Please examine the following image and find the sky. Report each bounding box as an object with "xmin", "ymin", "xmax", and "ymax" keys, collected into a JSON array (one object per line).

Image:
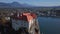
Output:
[{"xmin": 0, "ymin": 0, "xmax": 60, "ymax": 6}]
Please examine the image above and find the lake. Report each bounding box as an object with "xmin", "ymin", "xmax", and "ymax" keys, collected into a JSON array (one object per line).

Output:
[{"xmin": 38, "ymin": 17, "xmax": 60, "ymax": 34}]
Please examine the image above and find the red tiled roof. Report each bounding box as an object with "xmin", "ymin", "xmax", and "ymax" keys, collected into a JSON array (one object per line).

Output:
[{"xmin": 13, "ymin": 12, "xmax": 37, "ymax": 22}]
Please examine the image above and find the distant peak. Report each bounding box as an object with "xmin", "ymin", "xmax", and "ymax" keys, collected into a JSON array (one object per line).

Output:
[{"xmin": 12, "ymin": 2, "xmax": 20, "ymax": 4}]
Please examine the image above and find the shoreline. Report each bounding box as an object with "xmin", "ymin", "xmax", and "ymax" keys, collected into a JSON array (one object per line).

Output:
[{"xmin": 38, "ymin": 16, "xmax": 60, "ymax": 18}]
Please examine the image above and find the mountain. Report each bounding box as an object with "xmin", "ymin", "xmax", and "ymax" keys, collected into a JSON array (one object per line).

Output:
[
  {"xmin": 0, "ymin": 2, "xmax": 60, "ymax": 8},
  {"xmin": 0, "ymin": 2, "xmax": 32, "ymax": 8}
]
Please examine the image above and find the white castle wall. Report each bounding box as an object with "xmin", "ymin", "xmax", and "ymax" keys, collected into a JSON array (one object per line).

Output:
[{"xmin": 11, "ymin": 19, "xmax": 29, "ymax": 31}]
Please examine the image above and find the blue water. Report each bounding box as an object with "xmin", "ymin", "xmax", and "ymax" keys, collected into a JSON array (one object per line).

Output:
[{"xmin": 38, "ymin": 17, "xmax": 60, "ymax": 34}]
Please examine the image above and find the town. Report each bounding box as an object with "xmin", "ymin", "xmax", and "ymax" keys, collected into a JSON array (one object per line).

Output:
[
  {"xmin": 0, "ymin": 7, "xmax": 60, "ymax": 34},
  {"xmin": 0, "ymin": 8, "xmax": 60, "ymax": 18}
]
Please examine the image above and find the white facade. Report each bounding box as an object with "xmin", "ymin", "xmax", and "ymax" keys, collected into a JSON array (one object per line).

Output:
[
  {"xmin": 11, "ymin": 18, "xmax": 40, "ymax": 34},
  {"xmin": 11, "ymin": 19, "xmax": 29, "ymax": 31},
  {"xmin": 5, "ymin": 17, "xmax": 10, "ymax": 21}
]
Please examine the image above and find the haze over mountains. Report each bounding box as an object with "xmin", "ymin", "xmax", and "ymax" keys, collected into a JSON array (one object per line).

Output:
[
  {"xmin": 0, "ymin": 2, "xmax": 33, "ymax": 8},
  {"xmin": 0, "ymin": 2, "xmax": 60, "ymax": 8}
]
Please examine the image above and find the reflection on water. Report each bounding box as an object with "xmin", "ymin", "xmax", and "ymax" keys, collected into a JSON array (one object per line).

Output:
[{"xmin": 38, "ymin": 17, "xmax": 60, "ymax": 34}]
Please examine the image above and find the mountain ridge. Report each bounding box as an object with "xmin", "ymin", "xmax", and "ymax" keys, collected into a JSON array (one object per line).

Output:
[
  {"xmin": 0, "ymin": 2, "xmax": 60, "ymax": 8},
  {"xmin": 0, "ymin": 2, "xmax": 33, "ymax": 8}
]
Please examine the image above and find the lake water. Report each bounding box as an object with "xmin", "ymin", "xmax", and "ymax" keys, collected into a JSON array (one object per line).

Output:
[{"xmin": 38, "ymin": 17, "xmax": 60, "ymax": 34}]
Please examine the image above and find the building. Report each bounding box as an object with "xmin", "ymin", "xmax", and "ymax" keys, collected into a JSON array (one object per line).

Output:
[
  {"xmin": 11, "ymin": 12, "xmax": 40, "ymax": 34},
  {"xmin": 54, "ymin": 10, "xmax": 60, "ymax": 16}
]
